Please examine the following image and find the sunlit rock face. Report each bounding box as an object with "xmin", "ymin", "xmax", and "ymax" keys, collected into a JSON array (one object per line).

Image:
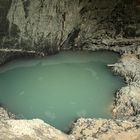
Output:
[{"xmin": 0, "ymin": 0, "xmax": 139, "ymax": 52}]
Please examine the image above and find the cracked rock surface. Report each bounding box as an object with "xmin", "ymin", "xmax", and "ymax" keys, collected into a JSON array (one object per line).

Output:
[
  {"xmin": 70, "ymin": 117, "xmax": 140, "ymax": 140},
  {"xmin": 111, "ymin": 54, "xmax": 140, "ymax": 118}
]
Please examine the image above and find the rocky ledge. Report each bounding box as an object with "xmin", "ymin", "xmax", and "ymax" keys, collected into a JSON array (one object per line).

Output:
[
  {"xmin": 110, "ymin": 54, "xmax": 140, "ymax": 118},
  {"xmin": 71, "ymin": 116, "xmax": 140, "ymax": 140},
  {"xmin": 0, "ymin": 52, "xmax": 140, "ymax": 140},
  {"xmin": 0, "ymin": 117, "xmax": 71, "ymax": 140}
]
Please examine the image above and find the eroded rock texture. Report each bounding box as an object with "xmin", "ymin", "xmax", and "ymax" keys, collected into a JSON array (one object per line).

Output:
[
  {"xmin": 110, "ymin": 54, "xmax": 140, "ymax": 118},
  {"xmin": 0, "ymin": 119, "xmax": 70, "ymax": 140},
  {"xmin": 71, "ymin": 117, "xmax": 140, "ymax": 140},
  {"xmin": 0, "ymin": 0, "xmax": 140, "ymax": 52}
]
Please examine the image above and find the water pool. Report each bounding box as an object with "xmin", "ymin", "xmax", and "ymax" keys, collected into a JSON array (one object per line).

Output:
[{"xmin": 0, "ymin": 51, "xmax": 124, "ymax": 131}]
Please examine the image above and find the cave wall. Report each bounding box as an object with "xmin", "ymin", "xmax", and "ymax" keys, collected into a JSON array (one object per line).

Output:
[
  {"xmin": 136, "ymin": 0, "xmax": 140, "ymax": 36},
  {"xmin": 0, "ymin": 0, "xmax": 12, "ymax": 37},
  {"xmin": 0, "ymin": 0, "xmax": 140, "ymax": 53}
]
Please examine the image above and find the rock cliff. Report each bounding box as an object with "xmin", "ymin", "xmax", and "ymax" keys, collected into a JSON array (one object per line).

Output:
[{"xmin": 0, "ymin": 0, "xmax": 140, "ymax": 52}]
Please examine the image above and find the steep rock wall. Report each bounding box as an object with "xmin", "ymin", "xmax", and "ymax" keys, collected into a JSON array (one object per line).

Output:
[{"xmin": 0, "ymin": 0, "xmax": 139, "ymax": 53}]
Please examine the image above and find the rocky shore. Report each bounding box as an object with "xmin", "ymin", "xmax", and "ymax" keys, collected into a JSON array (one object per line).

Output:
[
  {"xmin": 0, "ymin": 0, "xmax": 140, "ymax": 139},
  {"xmin": 0, "ymin": 49, "xmax": 140, "ymax": 140},
  {"xmin": 70, "ymin": 53, "xmax": 140, "ymax": 140},
  {"xmin": 70, "ymin": 116, "xmax": 140, "ymax": 140},
  {"xmin": 110, "ymin": 54, "xmax": 140, "ymax": 118}
]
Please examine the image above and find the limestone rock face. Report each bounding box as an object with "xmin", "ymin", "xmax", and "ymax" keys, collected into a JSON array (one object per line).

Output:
[{"xmin": 0, "ymin": 0, "xmax": 139, "ymax": 52}]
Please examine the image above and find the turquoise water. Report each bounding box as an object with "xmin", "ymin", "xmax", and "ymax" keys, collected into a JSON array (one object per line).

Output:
[{"xmin": 0, "ymin": 51, "xmax": 124, "ymax": 131}]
